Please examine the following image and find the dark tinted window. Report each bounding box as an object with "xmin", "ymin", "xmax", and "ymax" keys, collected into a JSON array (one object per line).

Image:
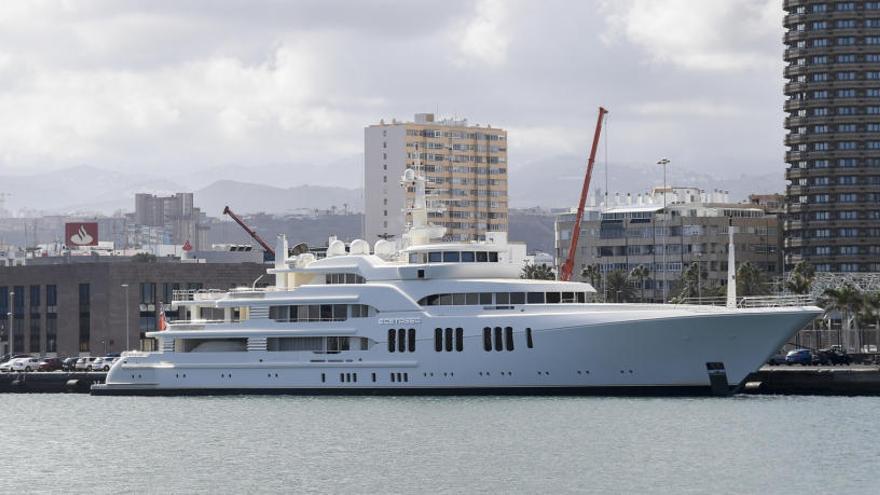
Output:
[
  {"xmin": 546, "ymin": 292, "xmax": 561, "ymax": 304},
  {"xmin": 438, "ymin": 294, "xmax": 452, "ymax": 305},
  {"xmin": 443, "ymin": 251, "xmax": 460, "ymax": 262},
  {"xmin": 452, "ymin": 293, "xmax": 467, "ymax": 305},
  {"xmin": 476, "ymin": 252, "xmax": 488, "ymax": 262},
  {"xmin": 510, "ymin": 292, "xmax": 525, "ymax": 305},
  {"xmin": 397, "ymin": 328, "xmax": 406, "ymax": 352},
  {"xmin": 445, "ymin": 328, "xmax": 453, "ymax": 352},
  {"xmin": 488, "ymin": 252, "xmax": 499, "ymax": 262},
  {"xmin": 408, "ymin": 328, "xmax": 416, "ymax": 352},
  {"xmin": 494, "ymin": 327, "xmax": 503, "ymax": 351},
  {"xmin": 561, "ymin": 292, "xmax": 575, "ymax": 303},
  {"xmin": 505, "ymin": 327, "xmax": 514, "ymax": 351},
  {"xmin": 435, "ymin": 328, "xmax": 442, "ymax": 352},
  {"xmin": 526, "ymin": 328, "xmax": 534, "ymax": 348},
  {"xmin": 426, "ymin": 294, "xmax": 440, "ymax": 306},
  {"xmin": 455, "ymin": 328, "xmax": 463, "ymax": 351},
  {"xmin": 479, "ymin": 293, "xmax": 493, "ymax": 305},
  {"xmin": 495, "ymin": 292, "xmax": 510, "ymax": 305},
  {"xmin": 527, "ymin": 292, "xmax": 545, "ymax": 304},
  {"xmin": 388, "ymin": 329, "xmax": 395, "ymax": 352},
  {"xmin": 466, "ymin": 293, "xmax": 479, "ymax": 305},
  {"xmin": 428, "ymin": 252, "xmax": 442, "ymax": 262},
  {"xmin": 483, "ymin": 327, "xmax": 492, "ymax": 351},
  {"xmin": 577, "ymin": 292, "xmax": 586, "ymax": 303},
  {"xmin": 461, "ymin": 251, "xmax": 475, "ymax": 262}
]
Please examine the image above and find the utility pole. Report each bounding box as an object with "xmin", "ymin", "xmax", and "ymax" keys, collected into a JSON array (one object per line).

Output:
[
  {"xmin": 121, "ymin": 284, "xmax": 130, "ymax": 351},
  {"xmin": 7, "ymin": 289, "xmax": 14, "ymax": 354},
  {"xmin": 657, "ymin": 158, "xmax": 670, "ymax": 303}
]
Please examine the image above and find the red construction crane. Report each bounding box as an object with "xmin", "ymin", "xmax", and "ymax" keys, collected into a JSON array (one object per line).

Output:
[
  {"xmin": 222, "ymin": 205, "xmax": 275, "ymax": 257},
  {"xmin": 560, "ymin": 106, "xmax": 608, "ymax": 282}
]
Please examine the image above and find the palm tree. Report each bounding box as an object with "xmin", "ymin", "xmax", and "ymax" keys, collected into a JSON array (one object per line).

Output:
[
  {"xmin": 736, "ymin": 262, "xmax": 769, "ymax": 297},
  {"xmin": 820, "ymin": 284, "xmax": 864, "ymax": 350},
  {"xmin": 581, "ymin": 264, "xmax": 602, "ymax": 291},
  {"xmin": 629, "ymin": 265, "xmax": 649, "ymax": 303},
  {"xmin": 605, "ymin": 270, "xmax": 635, "ymax": 303},
  {"xmin": 521, "ymin": 263, "xmax": 556, "ymax": 280},
  {"xmin": 786, "ymin": 261, "xmax": 815, "ymax": 295}
]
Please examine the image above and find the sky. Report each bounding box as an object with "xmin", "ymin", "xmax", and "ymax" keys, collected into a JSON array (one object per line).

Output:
[{"xmin": 0, "ymin": 0, "xmax": 785, "ymax": 194}]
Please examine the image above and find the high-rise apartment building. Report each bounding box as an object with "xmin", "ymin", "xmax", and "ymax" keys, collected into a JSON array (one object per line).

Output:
[
  {"xmin": 783, "ymin": 1, "xmax": 880, "ymax": 273},
  {"xmin": 364, "ymin": 113, "xmax": 508, "ymax": 242},
  {"xmin": 134, "ymin": 193, "xmax": 209, "ymax": 250}
]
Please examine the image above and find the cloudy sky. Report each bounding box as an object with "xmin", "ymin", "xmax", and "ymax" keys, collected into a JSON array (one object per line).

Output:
[{"xmin": 0, "ymin": 0, "xmax": 784, "ymax": 195}]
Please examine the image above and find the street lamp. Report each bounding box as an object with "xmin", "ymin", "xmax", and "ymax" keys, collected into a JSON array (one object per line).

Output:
[
  {"xmin": 695, "ymin": 253, "xmax": 703, "ymax": 305},
  {"xmin": 7, "ymin": 290, "xmax": 13, "ymax": 355},
  {"xmin": 657, "ymin": 158, "xmax": 670, "ymax": 303},
  {"xmin": 121, "ymin": 284, "xmax": 130, "ymax": 351}
]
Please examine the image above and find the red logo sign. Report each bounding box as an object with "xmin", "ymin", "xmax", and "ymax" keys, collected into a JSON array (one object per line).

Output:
[
  {"xmin": 182, "ymin": 240, "xmax": 193, "ymax": 251},
  {"xmin": 65, "ymin": 222, "xmax": 98, "ymax": 247}
]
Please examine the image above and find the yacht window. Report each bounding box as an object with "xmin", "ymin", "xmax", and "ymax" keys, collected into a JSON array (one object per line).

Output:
[
  {"xmin": 409, "ymin": 253, "xmax": 420, "ymax": 264},
  {"xmin": 476, "ymin": 252, "xmax": 488, "ymax": 262},
  {"xmin": 526, "ymin": 328, "xmax": 534, "ymax": 348},
  {"xmin": 408, "ymin": 328, "xmax": 416, "ymax": 352},
  {"xmin": 489, "ymin": 252, "xmax": 499, "ymax": 262},
  {"xmin": 333, "ymin": 304, "xmax": 347, "ymax": 321},
  {"xmin": 461, "ymin": 252, "xmax": 475, "ymax": 262},
  {"xmin": 505, "ymin": 327, "xmax": 514, "ymax": 351},
  {"xmin": 527, "ymin": 292, "xmax": 545, "ymax": 304},
  {"xmin": 397, "ymin": 328, "xmax": 406, "ymax": 353},
  {"xmin": 494, "ymin": 327, "xmax": 503, "ymax": 351},
  {"xmin": 495, "ymin": 292, "xmax": 510, "ymax": 305},
  {"xmin": 267, "ymin": 337, "xmax": 322, "ymax": 351},
  {"xmin": 466, "ymin": 293, "xmax": 479, "ymax": 305},
  {"xmin": 428, "ymin": 252, "xmax": 442, "ymax": 262},
  {"xmin": 308, "ymin": 305, "xmax": 320, "ymax": 321},
  {"xmin": 546, "ymin": 292, "xmax": 561, "ymax": 304},
  {"xmin": 577, "ymin": 292, "xmax": 586, "ymax": 303},
  {"xmin": 561, "ymin": 292, "xmax": 575, "ymax": 303},
  {"xmin": 326, "ymin": 336, "xmax": 350, "ymax": 353},
  {"xmin": 479, "ymin": 293, "xmax": 493, "ymax": 305},
  {"xmin": 443, "ymin": 251, "xmax": 460, "ymax": 262},
  {"xmin": 438, "ymin": 294, "xmax": 453, "ymax": 305},
  {"xmin": 426, "ymin": 294, "xmax": 440, "ymax": 306},
  {"xmin": 388, "ymin": 329, "xmax": 396, "ymax": 352},
  {"xmin": 360, "ymin": 338, "xmax": 370, "ymax": 350},
  {"xmin": 445, "ymin": 328, "xmax": 453, "ymax": 352},
  {"xmin": 483, "ymin": 327, "xmax": 492, "ymax": 351},
  {"xmin": 435, "ymin": 328, "xmax": 442, "ymax": 351},
  {"xmin": 510, "ymin": 292, "xmax": 525, "ymax": 305},
  {"xmin": 455, "ymin": 328, "xmax": 464, "ymax": 351},
  {"xmin": 452, "ymin": 293, "xmax": 467, "ymax": 305},
  {"xmin": 321, "ymin": 305, "xmax": 334, "ymax": 321}
]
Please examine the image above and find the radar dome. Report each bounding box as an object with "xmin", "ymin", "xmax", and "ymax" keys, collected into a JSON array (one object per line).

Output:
[
  {"xmin": 403, "ymin": 168, "xmax": 416, "ymax": 181},
  {"xmin": 326, "ymin": 239, "xmax": 346, "ymax": 257},
  {"xmin": 350, "ymin": 239, "xmax": 370, "ymax": 255},
  {"xmin": 374, "ymin": 239, "xmax": 396, "ymax": 259}
]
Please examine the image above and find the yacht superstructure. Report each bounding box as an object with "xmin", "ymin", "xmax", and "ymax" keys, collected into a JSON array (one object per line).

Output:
[{"xmin": 93, "ymin": 170, "xmax": 822, "ymax": 396}]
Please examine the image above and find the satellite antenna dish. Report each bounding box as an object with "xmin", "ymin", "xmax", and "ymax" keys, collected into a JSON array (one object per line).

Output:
[{"xmin": 289, "ymin": 242, "xmax": 309, "ymax": 256}]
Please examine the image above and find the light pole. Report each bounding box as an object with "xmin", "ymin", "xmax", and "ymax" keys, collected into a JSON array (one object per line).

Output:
[
  {"xmin": 696, "ymin": 253, "xmax": 703, "ymax": 305},
  {"xmin": 7, "ymin": 290, "xmax": 13, "ymax": 354},
  {"xmin": 657, "ymin": 158, "xmax": 670, "ymax": 303},
  {"xmin": 121, "ymin": 284, "xmax": 130, "ymax": 351}
]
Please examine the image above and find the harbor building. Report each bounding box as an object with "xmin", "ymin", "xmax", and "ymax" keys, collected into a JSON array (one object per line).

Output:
[
  {"xmin": 0, "ymin": 258, "xmax": 265, "ymax": 357},
  {"xmin": 364, "ymin": 113, "xmax": 508, "ymax": 242},
  {"xmin": 555, "ymin": 187, "xmax": 782, "ymax": 302},
  {"xmin": 783, "ymin": 1, "xmax": 880, "ymax": 272}
]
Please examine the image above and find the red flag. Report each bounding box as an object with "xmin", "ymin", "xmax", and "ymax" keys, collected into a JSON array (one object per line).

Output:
[{"xmin": 158, "ymin": 305, "xmax": 167, "ymax": 331}]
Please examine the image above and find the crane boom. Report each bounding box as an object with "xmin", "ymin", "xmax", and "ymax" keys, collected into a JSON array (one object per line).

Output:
[
  {"xmin": 560, "ymin": 106, "xmax": 608, "ymax": 282},
  {"xmin": 222, "ymin": 205, "xmax": 275, "ymax": 256}
]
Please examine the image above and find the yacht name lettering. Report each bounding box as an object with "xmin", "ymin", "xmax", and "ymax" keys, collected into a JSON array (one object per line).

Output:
[{"xmin": 378, "ymin": 317, "xmax": 421, "ymax": 325}]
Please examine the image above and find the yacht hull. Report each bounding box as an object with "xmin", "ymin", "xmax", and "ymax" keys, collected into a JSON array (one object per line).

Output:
[{"xmin": 93, "ymin": 306, "xmax": 821, "ymax": 397}]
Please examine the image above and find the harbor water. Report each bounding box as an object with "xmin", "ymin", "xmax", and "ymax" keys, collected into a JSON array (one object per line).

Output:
[{"xmin": 3, "ymin": 394, "xmax": 878, "ymax": 493}]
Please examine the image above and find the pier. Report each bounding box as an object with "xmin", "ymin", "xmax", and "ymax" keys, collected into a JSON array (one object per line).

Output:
[
  {"xmin": 0, "ymin": 372, "xmax": 106, "ymax": 393},
  {"xmin": 743, "ymin": 365, "xmax": 880, "ymax": 396}
]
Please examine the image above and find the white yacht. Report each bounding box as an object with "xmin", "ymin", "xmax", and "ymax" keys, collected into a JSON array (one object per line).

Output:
[{"xmin": 93, "ymin": 170, "xmax": 822, "ymax": 396}]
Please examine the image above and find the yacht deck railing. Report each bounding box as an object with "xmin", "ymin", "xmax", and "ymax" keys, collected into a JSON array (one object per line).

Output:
[{"xmin": 675, "ymin": 294, "xmax": 815, "ymax": 308}]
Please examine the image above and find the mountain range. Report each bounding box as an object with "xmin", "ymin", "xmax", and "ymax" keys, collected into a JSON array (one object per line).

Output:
[{"xmin": 0, "ymin": 159, "xmax": 787, "ymax": 217}]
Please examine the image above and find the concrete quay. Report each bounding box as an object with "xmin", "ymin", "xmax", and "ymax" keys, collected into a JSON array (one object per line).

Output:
[
  {"xmin": 743, "ymin": 365, "xmax": 880, "ymax": 396},
  {"xmin": 0, "ymin": 372, "xmax": 106, "ymax": 393}
]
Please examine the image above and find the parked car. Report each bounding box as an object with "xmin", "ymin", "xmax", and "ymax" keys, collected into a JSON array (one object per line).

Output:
[
  {"xmin": 10, "ymin": 357, "xmax": 41, "ymax": 372},
  {"xmin": 91, "ymin": 357, "xmax": 119, "ymax": 371},
  {"xmin": 74, "ymin": 357, "xmax": 98, "ymax": 371},
  {"xmin": 814, "ymin": 346, "xmax": 852, "ymax": 366},
  {"xmin": 785, "ymin": 349, "xmax": 813, "ymax": 366},
  {"xmin": 61, "ymin": 357, "xmax": 79, "ymax": 372},
  {"xmin": 0, "ymin": 355, "xmax": 35, "ymax": 372},
  {"xmin": 767, "ymin": 352, "xmax": 788, "ymax": 366},
  {"xmin": 37, "ymin": 357, "xmax": 64, "ymax": 372}
]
